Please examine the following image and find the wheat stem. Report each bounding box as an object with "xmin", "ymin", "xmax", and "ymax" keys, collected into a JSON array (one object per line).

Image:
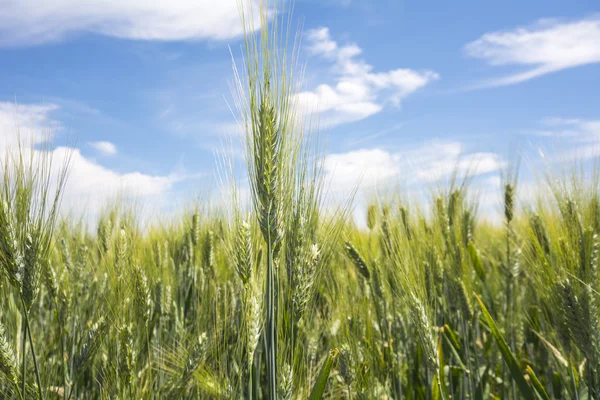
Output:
[
  {"xmin": 266, "ymin": 235, "xmax": 277, "ymax": 399},
  {"xmin": 21, "ymin": 296, "xmax": 43, "ymax": 400},
  {"xmin": 20, "ymin": 319, "xmax": 26, "ymax": 398}
]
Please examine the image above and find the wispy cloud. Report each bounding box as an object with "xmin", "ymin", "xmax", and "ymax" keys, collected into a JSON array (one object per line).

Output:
[
  {"xmin": 534, "ymin": 117, "xmax": 600, "ymax": 162},
  {"xmin": 0, "ymin": 0, "xmax": 262, "ymax": 46},
  {"xmin": 297, "ymin": 27, "xmax": 439, "ymax": 127},
  {"xmin": 89, "ymin": 141, "xmax": 118, "ymax": 156},
  {"xmin": 345, "ymin": 122, "xmax": 405, "ymax": 147},
  {"xmin": 465, "ymin": 17, "xmax": 600, "ymax": 88}
]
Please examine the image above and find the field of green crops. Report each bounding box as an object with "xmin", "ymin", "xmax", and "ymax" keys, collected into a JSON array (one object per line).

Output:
[{"xmin": 2, "ymin": 5, "xmax": 600, "ymax": 400}]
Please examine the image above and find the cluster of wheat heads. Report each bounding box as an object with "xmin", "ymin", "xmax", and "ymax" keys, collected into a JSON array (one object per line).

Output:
[
  {"xmin": 0, "ymin": 138, "xmax": 70, "ymax": 399},
  {"xmin": 230, "ymin": 2, "xmax": 351, "ymax": 398},
  {"xmin": 3, "ymin": 3, "xmax": 600, "ymax": 400},
  {"xmin": 5, "ymin": 157, "xmax": 600, "ymax": 398}
]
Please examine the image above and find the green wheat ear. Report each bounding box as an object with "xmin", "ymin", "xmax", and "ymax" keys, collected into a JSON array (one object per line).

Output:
[
  {"xmin": 504, "ymin": 183, "xmax": 515, "ymax": 223},
  {"xmin": 0, "ymin": 321, "xmax": 19, "ymax": 390},
  {"xmin": 408, "ymin": 294, "xmax": 439, "ymax": 373},
  {"xmin": 366, "ymin": 204, "xmax": 378, "ymax": 230},
  {"xmin": 0, "ymin": 200, "xmax": 21, "ymax": 287},
  {"xmin": 344, "ymin": 241, "xmax": 370, "ymax": 279},
  {"xmin": 234, "ymin": 220, "xmax": 253, "ymax": 286},
  {"xmin": 73, "ymin": 316, "xmax": 108, "ymax": 373}
]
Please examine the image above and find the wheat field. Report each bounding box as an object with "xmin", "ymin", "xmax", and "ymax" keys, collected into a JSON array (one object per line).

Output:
[{"xmin": 1, "ymin": 4, "xmax": 600, "ymax": 400}]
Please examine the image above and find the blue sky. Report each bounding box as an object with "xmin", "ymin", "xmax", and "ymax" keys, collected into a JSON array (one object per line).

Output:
[{"xmin": 1, "ymin": 0, "xmax": 599, "ymax": 220}]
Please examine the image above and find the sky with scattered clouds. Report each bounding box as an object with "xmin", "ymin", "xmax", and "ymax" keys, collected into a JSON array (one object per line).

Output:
[{"xmin": 0, "ymin": 0, "xmax": 598, "ymax": 222}]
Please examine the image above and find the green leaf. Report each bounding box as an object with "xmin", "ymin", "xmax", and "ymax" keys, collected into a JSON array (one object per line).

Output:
[
  {"xmin": 526, "ymin": 366, "xmax": 550, "ymax": 400},
  {"xmin": 443, "ymin": 324, "xmax": 461, "ymax": 350},
  {"xmin": 442, "ymin": 326, "xmax": 468, "ymax": 372},
  {"xmin": 308, "ymin": 348, "xmax": 339, "ymax": 400},
  {"xmin": 437, "ymin": 328, "xmax": 448, "ymax": 400},
  {"xmin": 474, "ymin": 294, "xmax": 535, "ymax": 400},
  {"xmin": 432, "ymin": 373, "xmax": 441, "ymax": 400},
  {"xmin": 468, "ymin": 241, "xmax": 486, "ymax": 280}
]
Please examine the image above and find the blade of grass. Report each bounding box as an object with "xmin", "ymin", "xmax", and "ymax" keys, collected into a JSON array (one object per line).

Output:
[
  {"xmin": 468, "ymin": 241, "xmax": 486, "ymax": 280},
  {"xmin": 474, "ymin": 293, "xmax": 535, "ymax": 400},
  {"xmin": 308, "ymin": 348, "xmax": 339, "ymax": 400},
  {"xmin": 526, "ymin": 365, "xmax": 550, "ymax": 400}
]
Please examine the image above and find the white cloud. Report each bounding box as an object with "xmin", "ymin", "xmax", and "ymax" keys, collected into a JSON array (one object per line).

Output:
[
  {"xmin": 297, "ymin": 27, "xmax": 439, "ymax": 127},
  {"xmin": 89, "ymin": 141, "xmax": 118, "ymax": 156},
  {"xmin": 0, "ymin": 102, "xmax": 59, "ymax": 152},
  {"xmin": 55, "ymin": 147, "xmax": 178, "ymax": 218},
  {"xmin": 324, "ymin": 141, "xmax": 502, "ymax": 196},
  {"xmin": 0, "ymin": 102, "xmax": 183, "ymax": 222},
  {"xmin": 325, "ymin": 148, "xmax": 399, "ymax": 192},
  {"xmin": 0, "ymin": 0, "xmax": 262, "ymax": 46},
  {"xmin": 324, "ymin": 142, "xmax": 503, "ymax": 229},
  {"xmin": 465, "ymin": 17, "xmax": 600, "ymax": 87}
]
